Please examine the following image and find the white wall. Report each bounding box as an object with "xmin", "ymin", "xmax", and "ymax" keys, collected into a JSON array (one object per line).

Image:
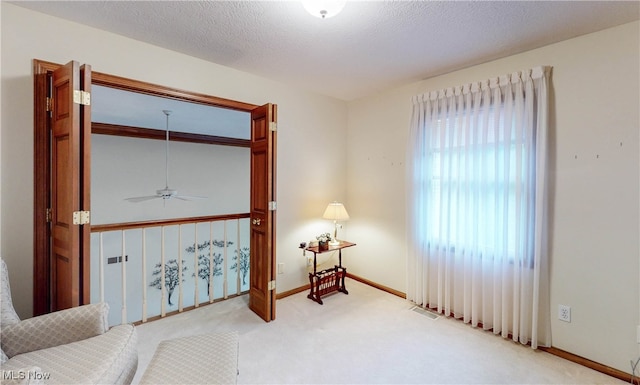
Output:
[
  {"xmin": 347, "ymin": 21, "xmax": 640, "ymax": 373},
  {"xmin": 91, "ymin": 135, "xmax": 250, "ymax": 224},
  {"xmin": 0, "ymin": 3, "xmax": 348, "ymax": 319}
]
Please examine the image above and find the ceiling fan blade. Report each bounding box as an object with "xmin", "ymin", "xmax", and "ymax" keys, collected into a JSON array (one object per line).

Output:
[
  {"xmin": 174, "ymin": 194, "xmax": 207, "ymax": 201},
  {"xmin": 125, "ymin": 195, "xmax": 162, "ymax": 203}
]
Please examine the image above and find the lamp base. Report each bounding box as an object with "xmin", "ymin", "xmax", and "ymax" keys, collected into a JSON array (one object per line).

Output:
[{"xmin": 328, "ymin": 240, "xmax": 340, "ymax": 246}]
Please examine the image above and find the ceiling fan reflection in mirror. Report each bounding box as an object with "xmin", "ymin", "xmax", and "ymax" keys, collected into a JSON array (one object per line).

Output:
[{"xmin": 125, "ymin": 110, "xmax": 207, "ymax": 204}]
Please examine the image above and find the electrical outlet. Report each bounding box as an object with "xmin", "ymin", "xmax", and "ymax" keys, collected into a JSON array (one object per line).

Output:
[
  {"xmin": 306, "ymin": 257, "xmax": 313, "ymax": 267},
  {"xmin": 277, "ymin": 263, "xmax": 284, "ymax": 274},
  {"xmin": 558, "ymin": 305, "xmax": 571, "ymax": 322}
]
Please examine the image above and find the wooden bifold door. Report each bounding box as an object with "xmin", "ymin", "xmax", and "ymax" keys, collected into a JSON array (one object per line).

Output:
[
  {"xmin": 249, "ymin": 103, "xmax": 277, "ymax": 321},
  {"xmin": 49, "ymin": 60, "xmax": 92, "ymax": 311}
]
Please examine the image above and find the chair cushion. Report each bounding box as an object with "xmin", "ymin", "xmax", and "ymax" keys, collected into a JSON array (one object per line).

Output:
[{"xmin": 0, "ymin": 259, "xmax": 21, "ymax": 328}]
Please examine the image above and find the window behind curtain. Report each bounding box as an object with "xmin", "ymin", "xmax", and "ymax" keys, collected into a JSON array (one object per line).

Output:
[{"xmin": 427, "ymin": 110, "xmax": 525, "ymax": 261}]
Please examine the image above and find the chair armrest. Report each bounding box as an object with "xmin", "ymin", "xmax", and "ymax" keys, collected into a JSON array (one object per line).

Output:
[{"xmin": 1, "ymin": 303, "xmax": 109, "ymax": 358}]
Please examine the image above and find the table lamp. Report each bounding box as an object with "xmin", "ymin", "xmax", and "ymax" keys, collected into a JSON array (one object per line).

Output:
[{"xmin": 322, "ymin": 202, "xmax": 349, "ymax": 246}]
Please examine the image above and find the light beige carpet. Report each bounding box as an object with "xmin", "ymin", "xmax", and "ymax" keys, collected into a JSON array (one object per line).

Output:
[{"xmin": 132, "ymin": 279, "xmax": 625, "ymax": 384}]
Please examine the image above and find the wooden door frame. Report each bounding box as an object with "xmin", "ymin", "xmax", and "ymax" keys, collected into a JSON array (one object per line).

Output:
[{"xmin": 33, "ymin": 59, "xmax": 271, "ymax": 315}]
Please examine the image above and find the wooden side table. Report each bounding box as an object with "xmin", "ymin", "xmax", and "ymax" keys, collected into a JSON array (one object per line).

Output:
[{"xmin": 305, "ymin": 241, "xmax": 356, "ymax": 305}]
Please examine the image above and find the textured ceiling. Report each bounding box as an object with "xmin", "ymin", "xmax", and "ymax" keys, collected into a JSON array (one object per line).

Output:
[{"xmin": 13, "ymin": 1, "xmax": 640, "ymax": 101}]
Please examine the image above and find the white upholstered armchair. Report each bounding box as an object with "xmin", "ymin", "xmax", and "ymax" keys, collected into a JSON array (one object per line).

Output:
[{"xmin": 0, "ymin": 259, "xmax": 138, "ymax": 384}]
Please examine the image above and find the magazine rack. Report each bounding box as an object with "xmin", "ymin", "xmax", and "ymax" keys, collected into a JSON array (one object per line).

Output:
[{"xmin": 305, "ymin": 241, "xmax": 355, "ymax": 305}]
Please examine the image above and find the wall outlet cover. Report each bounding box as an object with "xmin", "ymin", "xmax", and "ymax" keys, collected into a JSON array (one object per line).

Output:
[{"xmin": 558, "ymin": 304, "xmax": 571, "ymax": 322}]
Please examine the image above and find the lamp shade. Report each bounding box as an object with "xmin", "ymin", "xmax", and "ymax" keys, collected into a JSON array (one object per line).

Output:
[{"xmin": 322, "ymin": 202, "xmax": 350, "ymax": 221}]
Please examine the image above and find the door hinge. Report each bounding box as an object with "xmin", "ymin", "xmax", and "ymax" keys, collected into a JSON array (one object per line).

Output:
[
  {"xmin": 72, "ymin": 210, "xmax": 90, "ymax": 225},
  {"xmin": 268, "ymin": 280, "xmax": 276, "ymax": 291},
  {"xmin": 268, "ymin": 201, "xmax": 277, "ymax": 211},
  {"xmin": 46, "ymin": 97, "xmax": 52, "ymax": 112},
  {"xmin": 46, "ymin": 208, "xmax": 52, "ymax": 223},
  {"xmin": 73, "ymin": 90, "xmax": 91, "ymax": 106},
  {"xmin": 269, "ymin": 122, "xmax": 277, "ymax": 132}
]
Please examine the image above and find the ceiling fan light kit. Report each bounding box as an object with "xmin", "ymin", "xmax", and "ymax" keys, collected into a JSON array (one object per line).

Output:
[
  {"xmin": 125, "ymin": 110, "xmax": 206, "ymax": 203},
  {"xmin": 156, "ymin": 188, "xmax": 177, "ymax": 199}
]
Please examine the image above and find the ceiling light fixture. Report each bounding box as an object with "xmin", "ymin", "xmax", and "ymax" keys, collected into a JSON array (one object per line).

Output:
[{"xmin": 302, "ymin": 1, "xmax": 346, "ymax": 19}]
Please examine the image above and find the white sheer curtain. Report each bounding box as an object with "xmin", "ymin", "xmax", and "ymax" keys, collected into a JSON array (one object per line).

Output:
[{"xmin": 406, "ymin": 66, "xmax": 551, "ymax": 348}]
